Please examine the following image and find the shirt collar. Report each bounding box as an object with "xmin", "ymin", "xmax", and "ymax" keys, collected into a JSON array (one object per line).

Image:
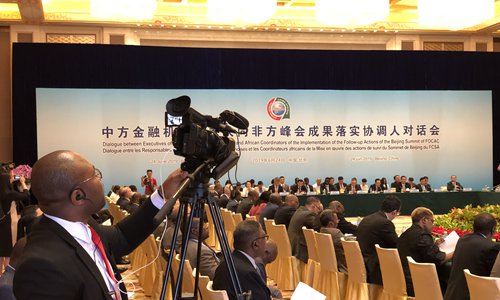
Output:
[
  {"xmin": 238, "ymin": 250, "xmax": 258, "ymax": 270},
  {"xmin": 44, "ymin": 213, "xmax": 92, "ymax": 244}
]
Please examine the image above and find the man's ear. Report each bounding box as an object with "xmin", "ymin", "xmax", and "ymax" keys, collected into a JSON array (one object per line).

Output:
[{"xmin": 70, "ymin": 188, "xmax": 86, "ymax": 206}]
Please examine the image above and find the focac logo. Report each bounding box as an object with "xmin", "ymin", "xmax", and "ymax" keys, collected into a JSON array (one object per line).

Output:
[{"xmin": 267, "ymin": 97, "xmax": 290, "ymax": 121}]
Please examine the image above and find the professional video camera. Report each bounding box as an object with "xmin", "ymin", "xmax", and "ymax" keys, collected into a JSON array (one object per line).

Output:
[{"xmin": 165, "ymin": 95, "xmax": 249, "ymax": 180}]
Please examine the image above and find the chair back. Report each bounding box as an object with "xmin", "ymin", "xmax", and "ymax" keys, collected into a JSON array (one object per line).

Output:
[
  {"xmin": 341, "ymin": 238, "xmax": 367, "ymax": 284},
  {"xmin": 206, "ymin": 281, "xmax": 230, "ymax": 300},
  {"xmin": 302, "ymin": 227, "xmax": 319, "ymax": 262},
  {"xmin": 264, "ymin": 218, "xmax": 275, "ymax": 233},
  {"xmin": 220, "ymin": 209, "xmax": 236, "ymax": 232},
  {"xmin": 269, "ymin": 223, "xmax": 292, "ymax": 257},
  {"xmin": 314, "ymin": 231, "xmax": 338, "ymax": 272},
  {"xmin": 245, "ymin": 215, "xmax": 257, "ymax": 221},
  {"xmin": 464, "ymin": 269, "xmax": 500, "ymax": 300},
  {"xmin": 375, "ymin": 244, "xmax": 407, "ymax": 296},
  {"xmin": 232, "ymin": 213, "xmax": 243, "ymax": 225},
  {"xmin": 172, "ymin": 254, "xmax": 196, "ymax": 296},
  {"xmin": 407, "ymin": 256, "xmax": 443, "ymax": 300}
]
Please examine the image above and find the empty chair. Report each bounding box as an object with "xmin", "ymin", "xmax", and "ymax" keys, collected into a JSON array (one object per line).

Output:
[
  {"xmin": 375, "ymin": 244, "xmax": 409, "ymax": 300},
  {"xmin": 205, "ymin": 206, "xmax": 220, "ymax": 251},
  {"xmin": 220, "ymin": 209, "xmax": 236, "ymax": 251},
  {"xmin": 302, "ymin": 227, "xmax": 321, "ymax": 289},
  {"xmin": 268, "ymin": 222, "xmax": 300, "ymax": 291},
  {"xmin": 464, "ymin": 269, "xmax": 500, "ymax": 300},
  {"xmin": 407, "ymin": 256, "xmax": 443, "ymax": 300},
  {"xmin": 206, "ymin": 281, "xmax": 230, "ymax": 300},
  {"xmin": 314, "ymin": 231, "xmax": 346, "ymax": 300},
  {"xmin": 171, "ymin": 253, "xmax": 199, "ymax": 297}
]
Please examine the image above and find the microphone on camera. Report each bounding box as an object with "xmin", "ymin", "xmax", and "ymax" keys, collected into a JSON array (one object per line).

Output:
[{"xmin": 219, "ymin": 110, "xmax": 249, "ymax": 130}]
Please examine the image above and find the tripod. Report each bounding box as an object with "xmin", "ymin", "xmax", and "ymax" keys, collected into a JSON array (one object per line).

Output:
[{"xmin": 157, "ymin": 161, "xmax": 250, "ymax": 300}]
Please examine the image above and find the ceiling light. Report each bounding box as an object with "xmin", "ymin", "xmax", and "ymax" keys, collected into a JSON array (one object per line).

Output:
[
  {"xmin": 315, "ymin": 0, "xmax": 389, "ymax": 27},
  {"xmin": 207, "ymin": 0, "xmax": 276, "ymax": 24},
  {"xmin": 91, "ymin": 0, "xmax": 156, "ymax": 20},
  {"xmin": 418, "ymin": 0, "xmax": 494, "ymax": 30}
]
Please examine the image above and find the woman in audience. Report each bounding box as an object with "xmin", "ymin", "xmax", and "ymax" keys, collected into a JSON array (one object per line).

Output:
[
  {"xmin": 248, "ymin": 191, "xmax": 270, "ymax": 220},
  {"xmin": 380, "ymin": 177, "xmax": 389, "ymax": 190}
]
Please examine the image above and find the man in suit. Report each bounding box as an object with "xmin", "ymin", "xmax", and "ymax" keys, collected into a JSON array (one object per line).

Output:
[
  {"xmin": 288, "ymin": 197, "xmax": 323, "ymax": 263},
  {"xmin": 279, "ymin": 176, "xmax": 290, "ymax": 193},
  {"xmin": 320, "ymin": 177, "xmax": 336, "ymax": 195},
  {"xmin": 356, "ymin": 195, "xmax": 401, "ymax": 285},
  {"xmin": 444, "ymin": 213, "xmax": 500, "ymax": 300},
  {"xmin": 334, "ymin": 176, "xmax": 347, "ymax": 193},
  {"xmin": 346, "ymin": 177, "xmax": 362, "ymax": 194},
  {"xmin": 236, "ymin": 190, "xmax": 257, "ymax": 219},
  {"xmin": 329, "ymin": 200, "xmax": 357, "ymax": 235},
  {"xmin": 116, "ymin": 186, "xmax": 133, "ymax": 212},
  {"xmin": 13, "ymin": 150, "xmax": 187, "ymax": 300},
  {"xmin": 396, "ymin": 175, "xmax": 411, "ymax": 192},
  {"xmin": 416, "ymin": 176, "xmax": 432, "ymax": 192},
  {"xmin": 259, "ymin": 193, "xmax": 282, "ymax": 232},
  {"xmin": 213, "ymin": 220, "xmax": 271, "ymax": 300},
  {"xmin": 369, "ymin": 178, "xmax": 383, "ymax": 193},
  {"xmin": 397, "ymin": 207, "xmax": 453, "ymax": 296},
  {"xmin": 185, "ymin": 218, "xmax": 220, "ymax": 280},
  {"xmin": 319, "ymin": 209, "xmax": 347, "ymax": 273},
  {"xmin": 303, "ymin": 177, "xmax": 314, "ymax": 194},
  {"xmin": 290, "ymin": 179, "xmax": 308, "ymax": 195},
  {"xmin": 268, "ymin": 177, "xmax": 284, "ymax": 194},
  {"xmin": 447, "ymin": 175, "xmax": 463, "ymax": 192},
  {"xmin": 274, "ymin": 194, "xmax": 299, "ymax": 229},
  {"xmin": 390, "ymin": 175, "xmax": 401, "ymax": 190},
  {"xmin": 255, "ymin": 239, "xmax": 282, "ymax": 299},
  {"xmin": 226, "ymin": 190, "xmax": 241, "ymax": 213}
]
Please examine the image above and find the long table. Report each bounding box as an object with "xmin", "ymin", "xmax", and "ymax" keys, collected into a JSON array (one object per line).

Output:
[{"xmin": 294, "ymin": 192, "xmax": 500, "ymax": 217}]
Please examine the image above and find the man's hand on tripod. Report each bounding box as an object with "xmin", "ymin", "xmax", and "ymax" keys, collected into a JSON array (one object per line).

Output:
[{"xmin": 159, "ymin": 168, "xmax": 188, "ymax": 200}]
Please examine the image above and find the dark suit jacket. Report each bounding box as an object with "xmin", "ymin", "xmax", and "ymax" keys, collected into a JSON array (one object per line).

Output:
[
  {"xmin": 290, "ymin": 185, "xmax": 307, "ymax": 195},
  {"xmin": 273, "ymin": 205, "xmax": 296, "ymax": 229},
  {"xmin": 320, "ymin": 184, "xmax": 336, "ymax": 194},
  {"xmin": 334, "ymin": 183, "xmax": 347, "ymax": 193},
  {"xmin": 369, "ymin": 184, "xmax": 383, "ymax": 193},
  {"xmin": 268, "ymin": 185, "xmax": 284, "ymax": 194},
  {"xmin": 236, "ymin": 198, "xmax": 253, "ymax": 219},
  {"xmin": 444, "ymin": 233, "xmax": 500, "ymax": 300},
  {"xmin": 116, "ymin": 197, "xmax": 131, "ymax": 211},
  {"xmin": 288, "ymin": 206, "xmax": 317, "ymax": 263},
  {"xmin": 415, "ymin": 183, "xmax": 432, "ymax": 192},
  {"xmin": 213, "ymin": 250, "xmax": 271, "ymax": 300},
  {"xmin": 346, "ymin": 184, "xmax": 361, "ymax": 193},
  {"xmin": 259, "ymin": 203, "xmax": 279, "ymax": 232},
  {"xmin": 447, "ymin": 181, "xmax": 463, "ymax": 192},
  {"xmin": 185, "ymin": 239, "xmax": 220, "ymax": 280},
  {"xmin": 13, "ymin": 198, "xmax": 161, "ymax": 300},
  {"xmin": 396, "ymin": 182, "xmax": 411, "ymax": 192},
  {"xmin": 337, "ymin": 213, "xmax": 358, "ymax": 235},
  {"xmin": 356, "ymin": 211, "xmax": 398, "ymax": 285}
]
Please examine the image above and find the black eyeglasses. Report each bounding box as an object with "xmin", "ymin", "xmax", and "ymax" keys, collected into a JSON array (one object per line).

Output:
[
  {"xmin": 68, "ymin": 166, "xmax": 102, "ymax": 197},
  {"xmin": 252, "ymin": 235, "xmax": 269, "ymax": 243}
]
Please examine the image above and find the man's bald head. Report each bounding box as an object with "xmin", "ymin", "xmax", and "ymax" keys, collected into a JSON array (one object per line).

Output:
[
  {"xmin": 285, "ymin": 194, "xmax": 299, "ymax": 208},
  {"xmin": 262, "ymin": 239, "xmax": 278, "ymax": 265}
]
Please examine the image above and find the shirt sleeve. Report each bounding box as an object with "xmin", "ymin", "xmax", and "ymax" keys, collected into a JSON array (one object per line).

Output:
[
  {"xmin": 416, "ymin": 233, "xmax": 445, "ymax": 264},
  {"xmin": 150, "ymin": 190, "xmax": 164, "ymax": 210}
]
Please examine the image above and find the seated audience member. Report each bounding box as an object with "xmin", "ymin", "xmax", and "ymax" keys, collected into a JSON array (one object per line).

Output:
[
  {"xmin": 288, "ymin": 197, "xmax": 323, "ymax": 263},
  {"xmin": 116, "ymin": 186, "xmax": 133, "ymax": 212},
  {"xmin": 107, "ymin": 185, "xmax": 120, "ymax": 203},
  {"xmin": 396, "ymin": 175, "xmax": 411, "ymax": 193},
  {"xmin": 334, "ymin": 176, "xmax": 347, "ymax": 193},
  {"xmin": 235, "ymin": 182, "xmax": 242, "ymax": 192},
  {"xmin": 213, "ymin": 220, "xmax": 271, "ymax": 300},
  {"xmin": 237, "ymin": 190, "xmax": 257, "ymax": 220},
  {"xmin": 360, "ymin": 178, "xmax": 369, "ymax": 192},
  {"xmin": 128, "ymin": 184, "xmax": 138, "ymax": 193},
  {"xmin": 397, "ymin": 207, "xmax": 453, "ymax": 296},
  {"xmin": 303, "ymin": 177, "xmax": 314, "ymax": 193},
  {"xmin": 380, "ymin": 177, "xmax": 389, "ymax": 191},
  {"xmin": 319, "ymin": 209, "xmax": 347, "ymax": 273},
  {"xmin": 416, "ymin": 176, "xmax": 431, "ymax": 192},
  {"xmin": 255, "ymin": 181, "xmax": 267, "ymax": 195},
  {"xmin": 259, "ymin": 193, "xmax": 282, "ymax": 232},
  {"xmin": 491, "ymin": 251, "xmax": 500, "ymax": 277},
  {"xmin": 274, "ymin": 194, "xmax": 299, "ymax": 229},
  {"xmin": 255, "ymin": 239, "xmax": 282, "ymax": 299},
  {"xmin": 126, "ymin": 192, "xmax": 141, "ymax": 214},
  {"xmin": 390, "ymin": 175, "xmax": 401, "ymax": 190},
  {"xmin": 0, "ymin": 237, "xmax": 27, "ymax": 300},
  {"xmin": 346, "ymin": 177, "xmax": 361, "ymax": 194},
  {"xmin": 241, "ymin": 181, "xmax": 253, "ymax": 198},
  {"xmin": 218, "ymin": 184, "xmax": 232, "ymax": 208},
  {"xmin": 226, "ymin": 190, "xmax": 241, "ymax": 213},
  {"xmin": 446, "ymin": 175, "xmax": 463, "ymax": 192},
  {"xmin": 248, "ymin": 191, "xmax": 269, "ymax": 220},
  {"xmin": 369, "ymin": 178, "xmax": 383, "ymax": 193},
  {"xmin": 329, "ymin": 200, "xmax": 357, "ymax": 235},
  {"xmin": 92, "ymin": 208, "xmax": 114, "ymax": 225},
  {"xmin": 19, "ymin": 205, "xmax": 43, "ymax": 236},
  {"xmin": 12, "ymin": 150, "xmax": 186, "ymax": 299},
  {"xmin": 291, "ymin": 179, "xmax": 307, "ymax": 195},
  {"xmin": 312, "ymin": 178, "xmax": 322, "ymax": 194},
  {"xmin": 268, "ymin": 177, "xmax": 283, "ymax": 194},
  {"xmin": 356, "ymin": 195, "xmax": 401, "ymax": 285},
  {"xmin": 185, "ymin": 218, "xmax": 220, "ymax": 280},
  {"xmin": 444, "ymin": 213, "xmax": 500, "ymax": 300}
]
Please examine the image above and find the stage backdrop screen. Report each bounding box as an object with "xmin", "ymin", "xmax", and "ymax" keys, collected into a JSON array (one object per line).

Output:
[{"xmin": 36, "ymin": 88, "xmax": 492, "ymax": 191}]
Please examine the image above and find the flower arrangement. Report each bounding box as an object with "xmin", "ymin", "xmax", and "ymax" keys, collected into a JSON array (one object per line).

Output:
[
  {"xmin": 13, "ymin": 164, "xmax": 32, "ymax": 180},
  {"xmin": 433, "ymin": 204, "xmax": 500, "ymax": 240}
]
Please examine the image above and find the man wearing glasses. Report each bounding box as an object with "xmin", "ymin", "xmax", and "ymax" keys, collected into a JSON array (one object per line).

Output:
[
  {"xmin": 13, "ymin": 150, "xmax": 187, "ymax": 300},
  {"xmin": 397, "ymin": 207, "xmax": 453, "ymax": 297},
  {"xmin": 213, "ymin": 220, "xmax": 271, "ymax": 300}
]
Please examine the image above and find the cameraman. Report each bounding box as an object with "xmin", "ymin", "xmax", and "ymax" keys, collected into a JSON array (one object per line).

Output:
[{"xmin": 140, "ymin": 169, "xmax": 157, "ymax": 196}]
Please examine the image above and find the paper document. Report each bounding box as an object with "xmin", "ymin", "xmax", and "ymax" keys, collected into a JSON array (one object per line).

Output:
[
  {"xmin": 438, "ymin": 230, "xmax": 459, "ymax": 253},
  {"xmin": 291, "ymin": 282, "xmax": 326, "ymax": 300}
]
